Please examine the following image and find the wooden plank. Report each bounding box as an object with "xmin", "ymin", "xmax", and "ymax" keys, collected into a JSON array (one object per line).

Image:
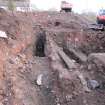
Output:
[
  {"xmin": 47, "ymin": 36, "xmax": 76, "ymax": 69},
  {"xmin": 67, "ymin": 46, "xmax": 87, "ymax": 62},
  {"xmin": 58, "ymin": 49, "xmax": 76, "ymax": 69}
]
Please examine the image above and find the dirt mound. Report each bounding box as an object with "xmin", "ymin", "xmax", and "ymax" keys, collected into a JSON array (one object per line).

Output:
[
  {"xmin": 31, "ymin": 12, "xmax": 89, "ymax": 29},
  {"xmin": 79, "ymin": 30, "xmax": 105, "ymax": 55},
  {"xmin": 0, "ymin": 10, "xmax": 35, "ymax": 105}
]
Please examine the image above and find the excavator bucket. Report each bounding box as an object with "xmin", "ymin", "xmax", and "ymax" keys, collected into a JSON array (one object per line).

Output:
[{"xmin": 88, "ymin": 24, "xmax": 104, "ymax": 31}]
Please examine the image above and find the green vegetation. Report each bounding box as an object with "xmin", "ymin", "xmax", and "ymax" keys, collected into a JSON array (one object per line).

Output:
[
  {"xmin": 8, "ymin": 0, "xmax": 16, "ymax": 11},
  {"xmin": 30, "ymin": 4, "xmax": 39, "ymax": 11}
]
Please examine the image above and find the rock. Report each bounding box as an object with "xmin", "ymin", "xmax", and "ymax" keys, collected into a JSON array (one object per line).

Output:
[
  {"xmin": 8, "ymin": 56, "xmax": 20, "ymax": 65},
  {"xmin": 88, "ymin": 53, "xmax": 105, "ymax": 66},
  {"xmin": 0, "ymin": 102, "xmax": 3, "ymax": 105},
  {"xmin": 88, "ymin": 64, "xmax": 92, "ymax": 70},
  {"xmin": 76, "ymin": 71, "xmax": 90, "ymax": 92},
  {"xmin": 66, "ymin": 94, "xmax": 73, "ymax": 101},
  {"xmin": 8, "ymin": 58, "xmax": 14, "ymax": 64},
  {"xmin": 87, "ymin": 80, "xmax": 100, "ymax": 89},
  {"xmin": 36, "ymin": 74, "xmax": 43, "ymax": 86}
]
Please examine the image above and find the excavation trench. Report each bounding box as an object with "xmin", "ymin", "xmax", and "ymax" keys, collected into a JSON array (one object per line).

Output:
[
  {"xmin": 31, "ymin": 30, "xmax": 57, "ymax": 105},
  {"xmin": 31, "ymin": 29, "xmax": 97, "ymax": 105}
]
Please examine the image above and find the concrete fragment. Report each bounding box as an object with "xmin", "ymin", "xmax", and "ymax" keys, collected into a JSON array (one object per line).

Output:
[
  {"xmin": 36, "ymin": 74, "xmax": 43, "ymax": 86},
  {"xmin": 0, "ymin": 31, "xmax": 7, "ymax": 38},
  {"xmin": 87, "ymin": 80, "xmax": 100, "ymax": 89}
]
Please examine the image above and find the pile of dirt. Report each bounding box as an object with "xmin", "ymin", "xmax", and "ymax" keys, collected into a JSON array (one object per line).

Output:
[
  {"xmin": 31, "ymin": 12, "xmax": 89, "ymax": 29},
  {"xmin": 79, "ymin": 30, "xmax": 105, "ymax": 55},
  {"xmin": 0, "ymin": 9, "xmax": 35, "ymax": 105}
]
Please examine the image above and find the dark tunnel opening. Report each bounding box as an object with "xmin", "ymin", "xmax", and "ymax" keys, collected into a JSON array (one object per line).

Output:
[{"xmin": 35, "ymin": 31, "xmax": 46, "ymax": 57}]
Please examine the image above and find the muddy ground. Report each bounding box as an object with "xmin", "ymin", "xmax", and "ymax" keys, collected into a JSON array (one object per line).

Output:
[{"xmin": 0, "ymin": 9, "xmax": 105, "ymax": 105}]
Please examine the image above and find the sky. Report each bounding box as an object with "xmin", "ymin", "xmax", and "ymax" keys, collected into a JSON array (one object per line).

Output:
[{"xmin": 30, "ymin": 0, "xmax": 105, "ymax": 13}]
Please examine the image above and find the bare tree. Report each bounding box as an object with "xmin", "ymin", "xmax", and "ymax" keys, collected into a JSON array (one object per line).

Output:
[{"xmin": 8, "ymin": 0, "xmax": 16, "ymax": 11}]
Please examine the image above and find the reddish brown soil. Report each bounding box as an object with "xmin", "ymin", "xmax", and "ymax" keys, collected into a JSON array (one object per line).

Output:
[{"xmin": 0, "ymin": 9, "xmax": 105, "ymax": 105}]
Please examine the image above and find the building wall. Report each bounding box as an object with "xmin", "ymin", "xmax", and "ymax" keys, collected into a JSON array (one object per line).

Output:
[{"xmin": 0, "ymin": 0, "xmax": 30, "ymax": 11}]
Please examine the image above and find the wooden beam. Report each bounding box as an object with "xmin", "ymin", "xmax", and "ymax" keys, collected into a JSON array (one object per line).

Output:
[{"xmin": 66, "ymin": 46, "xmax": 87, "ymax": 62}]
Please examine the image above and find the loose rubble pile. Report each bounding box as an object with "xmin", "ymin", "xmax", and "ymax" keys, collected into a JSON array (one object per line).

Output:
[{"xmin": 0, "ymin": 9, "xmax": 105, "ymax": 105}]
